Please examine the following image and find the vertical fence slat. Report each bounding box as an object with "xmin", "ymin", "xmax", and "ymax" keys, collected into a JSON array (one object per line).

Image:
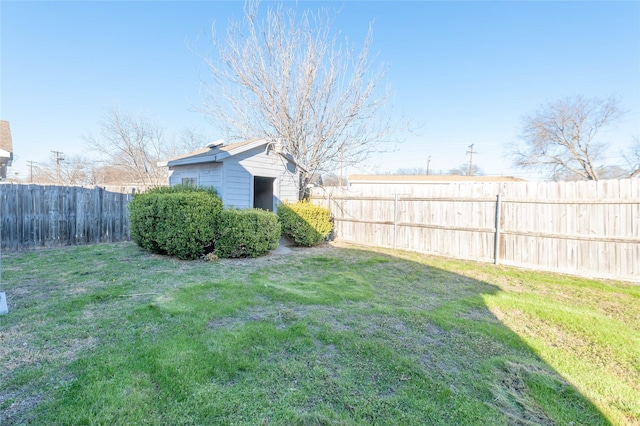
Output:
[
  {"xmin": 0, "ymin": 184, "xmax": 131, "ymax": 251},
  {"xmin": 311, "ymin": 179, "xmax": 640, "ymax": 282}
]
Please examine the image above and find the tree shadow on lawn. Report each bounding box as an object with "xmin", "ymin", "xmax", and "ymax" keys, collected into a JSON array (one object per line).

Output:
[
  {"xmin": 233, "ymin": 246, "xmax": 616, "ymax": 425},
  {"xmin": 0, "ymin": 243, "xmax": 625, "ymax": 425}
]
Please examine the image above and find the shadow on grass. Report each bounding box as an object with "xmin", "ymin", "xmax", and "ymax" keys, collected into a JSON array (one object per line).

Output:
[
  {"xmin": 242, "ymin": 247, "xmax": 615, "ymax": 425},
  {"xmin": 0, "ymin": 243, "xmax": 624, "ymax": 425}
]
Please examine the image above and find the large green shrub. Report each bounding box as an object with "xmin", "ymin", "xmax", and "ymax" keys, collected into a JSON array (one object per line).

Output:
[
  {"xmin": 214, "ymin": 209, "xmax": 281, "ymax": 258},
  {"xmin": 129, "ymin": 185, "xmax": 223, "ymax": 260},
  {"xmin": 277, "ymin": 201, "xmax": 332, "ymax": 246}
]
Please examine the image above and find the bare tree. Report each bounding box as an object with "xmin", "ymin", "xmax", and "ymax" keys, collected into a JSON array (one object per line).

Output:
[
  {"xmin": 58, "ymin": 155, "xmax": 93, "ymax": 186},
  {"xmin": 89, "ymin": 164, "xmax": 130, "ymax": 186},
  {"xmin": 83, "ymin": 108, "xmax": 168, "ymax": 188},
  {"xmin": 32, "ymin": 154, "xmax": 94, "ymax": 186},
  {"xmin": 391, "ymin": 167, "xmax": 427, "ymax": 175},
  {"xmin": 623, "ymin": 136, "xmax": 640, "ymax": 178},
  {"xmin": 510, "ymin": 95, "xmax": 624, "ymax": 181},
  {"xmin": 30, "ymin": 162, "xmax": 55, "ymax": 184},
  {"xmin": 319, "ymin": 173, "xmax": 341, "ymax": 186},
  {"xmin": 448, "ymin": 163, "xmax": 485, "ymax": 176},
  {"xmin": 177, "ymin": 126, "xmax": 212, "ymax": 154},
  {"xmin": 198, "ymin": 0, "xmax": 403, "ymax": 197}
]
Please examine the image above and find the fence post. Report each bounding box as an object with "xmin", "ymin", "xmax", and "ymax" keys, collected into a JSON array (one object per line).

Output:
[
  {"xmin": 494, "ymin": 194, "xmax": 502, "ymax": 265},
  {"xmin": 393, "ymin": 193, "xmax": 398, "ymax": 250}
]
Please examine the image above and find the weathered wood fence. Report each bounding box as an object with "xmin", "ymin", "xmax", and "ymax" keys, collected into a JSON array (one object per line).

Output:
[
  {"xmin": 0, "ymin": 184, "xmax": 132, "ymax": 251},
  {"xmin": 311, "ymin": 179, "xmax": 640, "ymax": 282}
]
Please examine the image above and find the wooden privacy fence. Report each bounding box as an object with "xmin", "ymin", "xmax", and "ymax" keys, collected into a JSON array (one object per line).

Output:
[
  {"xmin": 311, "ymin": 179, "xmax": 640, "ymax": 282},
  {"xmin": 0, "ymin": 184, "xmax": 132, "ymax": 251}
]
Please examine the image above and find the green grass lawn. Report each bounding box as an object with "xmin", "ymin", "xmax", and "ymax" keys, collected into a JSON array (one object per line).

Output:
[{"xmin": 0, "ymin": 242, "xmax": 638, "ymax": 425}]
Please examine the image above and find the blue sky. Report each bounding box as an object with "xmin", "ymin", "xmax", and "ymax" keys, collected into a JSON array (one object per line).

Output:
[{"xmin": 1, "ymin": 1, "xmax": 639, "ymax": 180}]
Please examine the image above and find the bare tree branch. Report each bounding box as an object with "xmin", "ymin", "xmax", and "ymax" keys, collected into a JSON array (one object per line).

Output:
[
  {"xmin": 195, "ymin": 0, "xmax": 405, "ymax": 197},
  {"xmin": 510, "ymin": 95, "xmax": 623, "ymax": 181},
  {"xmin": 30, "ymin": 154, "xmax": 94, "ymax": 186},
  {"xmin": 83, "ymin": 108, "xmax": 169, "ymax": 188},
  {"xmin": 624, "ymin": 136, "xmax": 640, "ymax": 178}
]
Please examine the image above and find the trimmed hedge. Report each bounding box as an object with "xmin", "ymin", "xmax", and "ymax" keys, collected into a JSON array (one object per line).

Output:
[
  {"xmin": 214, "ymin": 209, "xmax": 281, "ymax": 258},
  {"xmin": 277, "ymin": 201, "xmax": 332, "ymax": 246},
  {"xmin": 129, "ymin": 185, "xmax": 223, "ymax": 260}
]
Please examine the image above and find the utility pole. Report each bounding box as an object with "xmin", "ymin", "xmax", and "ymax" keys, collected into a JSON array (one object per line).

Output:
[
  {"xmin": 26, "ymin": 160, "xmax": 37, "ymax": 183},
  {"xmin": 51, "ymin": 151, "xmax": 64, "ymax": 184},
  {"xmin": 466, "ymin": 144, "xmax": 477, "ymax": 176},
  {"xmin": 426, "ymin": 155, "xmax": 431, "ymax": 175}
]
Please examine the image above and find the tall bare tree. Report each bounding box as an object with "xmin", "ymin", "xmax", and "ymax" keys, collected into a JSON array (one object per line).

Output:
[
  {"xmin": 198, "ymin": 0, "xmax": 402, "ymax": 197},
  {"xmin": 510, "ymin": 95, "xmax": 624, "ymax": 181},
  {"xmin": 83, "ymin": 108, "xmax": 168, "ymax": 188}
]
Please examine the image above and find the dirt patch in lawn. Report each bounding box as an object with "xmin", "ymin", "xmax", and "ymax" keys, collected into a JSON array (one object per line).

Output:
[{"xmin": 0, "ymin": 322, "xmax": 98, "ymax": 374}]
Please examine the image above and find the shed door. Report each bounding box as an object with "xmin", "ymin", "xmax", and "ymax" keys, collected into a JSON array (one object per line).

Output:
[{"xmin": 254, "ymin": 177, "xmax": 275, "ymax": 211}]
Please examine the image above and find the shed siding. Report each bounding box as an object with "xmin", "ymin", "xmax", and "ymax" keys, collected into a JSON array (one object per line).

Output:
[
  {"xmin": 168, "ymin": 163, "xmax": 223, "ymax": 196},
  {"xmin": 223, "ymin": 164, "xmax": 252, "ymax": 208},
  {"xmin": 278, "ymin": 166, "xmax": 299, "ymax": 204},
  {"xmin": 242, "ymin": 146, "xmax": 300, "ymax": 205}
]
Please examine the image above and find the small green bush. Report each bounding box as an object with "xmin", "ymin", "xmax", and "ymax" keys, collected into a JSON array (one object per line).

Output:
[
  {"xmin": 278, "ymin": 201, "xmax": 332, "ymax": 246},
  {"xmin": 214, "ymin": 209, "xmax": 281, "ymax": 258},
  {"xmin": 129, "ymin": 185, "xmax": 223, "ymax": 260}
]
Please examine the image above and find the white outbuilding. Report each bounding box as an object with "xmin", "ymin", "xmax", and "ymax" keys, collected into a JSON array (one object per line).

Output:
[{"xmin": 164, "ymin": 138, "xmax": 302, "ymax": 211}]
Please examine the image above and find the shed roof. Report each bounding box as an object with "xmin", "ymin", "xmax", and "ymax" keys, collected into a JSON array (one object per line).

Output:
[
  {"xmin": 349, "ymin": 174, "xmax": 527, "ymax": 183},
  {"xmin": 164, "ymin": 137, "xmax": 306, "ymax": 171},
  {"xmin": 164, "ymin": 138, "xmax": 268, "ymax": 167}
]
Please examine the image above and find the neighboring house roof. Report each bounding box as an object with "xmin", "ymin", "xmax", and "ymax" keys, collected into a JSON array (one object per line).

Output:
[
  {"xmin": 0, "ymin": 120, "xmax": 13, "ymax": 164},
  {"xmin": 164, "ymin": 137, "xmax": 306, "ymax": 171},
  {"xmin": 348, "ymin": 174, "xmax": 527, "ymax": 183}
]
